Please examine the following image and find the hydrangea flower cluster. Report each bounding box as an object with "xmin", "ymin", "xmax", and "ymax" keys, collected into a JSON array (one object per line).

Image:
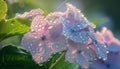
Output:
[
  {"xmin": 19, "ymin": 3, "xmax": 120, "ymax": 69},
  {"xmin": 60, "ymin": 3, "xmax": 108, "ymax": 61}
]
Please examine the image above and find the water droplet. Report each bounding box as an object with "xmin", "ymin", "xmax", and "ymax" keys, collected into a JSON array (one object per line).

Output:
[
  {"xmin": 81, "ymin": 14, "xmax": 84, "ymax": 17},
  {"xmin": 78, "ymin": 11, "xmax": 80, "ymax": 13},
  {"xmin": 66, "ymin": 20, "xmax": 70, "ymax": 23},
  {"xmin": 104, "ymin": 45, "xmax": 107, "ymax": 48},
  {"xmin": 58, "ymin": 52, "xmax": 62, "ymax": 54},
  {"xmin": 98, "ymin": 57, "xmax": 101, "ymax": 59},
  {"xmin": 32, "ymin": 51, "xmax": 36, "ymax": 53},
  {"xmin": 39, "ymin": 43, "xmax": 42, "ymax": 46},
  {"xmin": 77, "ymin": 25, "xmax": 81, "ymax": 27},
  {"xmin": 34, "ymin": 36, "xmax": 38, "ymax": 38},
  {"xmin": 56, "ymin": 59, "xmax": 58, "ymax": 62},
  {"xmin": 40, "ymin": 57, "xmax": 43, "ymax": 60},
  {"xmin": 39, "ymin": 64, "xmax": 43, "ymax": 66},
  {"xmin": 103, "ymin": 58, "xmax": 107, "ymax": 61},
  {"xmin": 28, "ymin": 46, "xmax": 31, "ymax": 49},
  {"xmin": 35, "ymin": 25, "xmax": 38, "ymax": 28},
  {"xmin": 106, "ymin": 51, "xmax": 109, "ymax": 53},
  {"xmin": 48, "ymin": 26, "xmax": 53, "ymax": 29}
]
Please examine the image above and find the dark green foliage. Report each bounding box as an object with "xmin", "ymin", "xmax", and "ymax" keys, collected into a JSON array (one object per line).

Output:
[{"xmin": 0, "ymin": 45, "xmax": 41, "ymax": 69}]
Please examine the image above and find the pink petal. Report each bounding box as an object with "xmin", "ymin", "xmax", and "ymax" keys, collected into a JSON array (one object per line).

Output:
[
  {"xmin": 31, "ymin": 15, "xmax": 46, "ymax": 32},
  {"xmin": 95, "ymin": 31, "xmax": 105, "ymax": 44},
  {"xmin": 46, "ymin": 12, "xmax": 63, "ymax": 20},
  {"xmin": 101, "ymin": 27, "xmax": 120, "ymax": 52},
  {"xmin": 101, "ymin": 27, "xmax": 114, "ymax": 41}
]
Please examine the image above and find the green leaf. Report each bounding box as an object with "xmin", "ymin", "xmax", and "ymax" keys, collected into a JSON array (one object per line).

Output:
[
  {"xmin": 38, "ymin": 51, "xmax": 78, "ymax": 69},
  {"xmin": 0, "ymin": 0, "xmax": 7, "ymax": 20},
  {"xmin": 0, "ymin": 45, "xmax": 41, "ymax": 69},
  {"xmin": 49, "ymin": 52, "xmax": 78, "ymax": 69},
  {"xmin": 1, "ymin": 35, "xmax": 21, "ymax": 46},
  {"xmin": 0, "ymin": 45, "xmax": 78, "ymax": 69},
  {"xmin": 36, "ymin": 52, "xmax": 63, "ymax": 69},
  {"xmin": 0, "ymin": 18, "xmax": 31, "ymax": 41}
]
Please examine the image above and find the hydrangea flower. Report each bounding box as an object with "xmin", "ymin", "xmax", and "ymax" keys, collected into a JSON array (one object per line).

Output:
[
  {"xmin": 16, "ymin": 9, "xmax": 43, "ymax": 20},
  {"xmin": 61, "ymin": 3, "xmax": 108, "ymax": 60},
  {"xmin": 60, "ymin": 3, "xmax": 95, "ymax": 44},
  {"xmin": 90, "ymin": 27, "xmax": 120, "ymax": 69},
  {"xmin": 65, "ymin": 39, "xmax": 97, "ymax": 69},
  {"xmin": 21, "ymin": 12, "xmax": 67, "ymax": 63},
  {"xmin": 98, "ymin": 27, "xmax": 120, "ymax": 52},
  {"xmin": 91, "ymin": 52, "xmax": 120, "ymax": 69}
]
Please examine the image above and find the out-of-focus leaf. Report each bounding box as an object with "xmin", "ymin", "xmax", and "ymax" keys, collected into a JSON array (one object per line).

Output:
[
  {"xmin": 90, "ymin": 18, "xmax": 109, "ymax": 26},
  {"xmin": 7, "ymin": 0, "xmax": 39, "ymax": 18},
  {"xmin": 0, "ymin": 45, "xmax": 40, "ymax": 69},
  {"xmin": 0, "ymin": 18, "xmax": 31, "ymax": 41},
  {"xmin": 1, "ymin": 35, "xmax": 21, "ymax": 46},
  {"xmin": 0, "ymin": 0, "xmax": 7, "ymax": 20}
]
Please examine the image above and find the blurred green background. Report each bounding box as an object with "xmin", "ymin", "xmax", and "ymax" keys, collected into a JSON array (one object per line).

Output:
[{"xmin": 6, "ymin": 0, "xmax": 120, "ymax": 31}]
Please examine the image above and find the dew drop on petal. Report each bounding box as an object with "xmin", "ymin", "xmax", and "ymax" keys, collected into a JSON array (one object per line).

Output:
[{"xmin": 39, "ymin": 64, "xmax": 43, "ymax": 66}]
